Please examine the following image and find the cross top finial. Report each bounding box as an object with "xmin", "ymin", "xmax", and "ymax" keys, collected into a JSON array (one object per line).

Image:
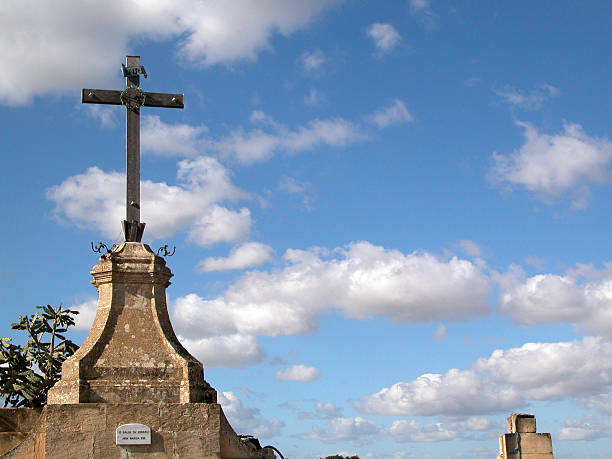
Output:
[{"xmin": 82, "ymin": 56, "xmax": 184, "ymax": 242}]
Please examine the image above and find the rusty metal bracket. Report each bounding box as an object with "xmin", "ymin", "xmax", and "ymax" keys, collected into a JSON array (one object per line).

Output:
[
  {"xmin": 91, "ymin": 242, "xmax": 111, "ymax": 254},
  {"xmin": 157, "ymin": 245, "xmax": 176, "ymax": 257}
]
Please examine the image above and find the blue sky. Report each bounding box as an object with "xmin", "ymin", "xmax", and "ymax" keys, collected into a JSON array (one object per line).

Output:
[{"xmin": 1, "ymin": 1, "xmax": 611, "ymax": 457}]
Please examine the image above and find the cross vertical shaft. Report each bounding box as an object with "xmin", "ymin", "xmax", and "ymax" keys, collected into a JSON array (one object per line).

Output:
[{"xmin": 125, "ymin": 55, "xmax": 141, "ymax": 226}]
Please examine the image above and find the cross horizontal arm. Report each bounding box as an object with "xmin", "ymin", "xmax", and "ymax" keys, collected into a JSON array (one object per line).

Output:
[
  {"xmin": 143, "ymin": 92, "xmax": 184, "ymax": 109},
  {"xmin": 82, "ymin": 89, "xmax": 184, "ymax": 109},
  {"xmin": 82, "ymin": 89, "xmax": 121, "ymax": 105}
]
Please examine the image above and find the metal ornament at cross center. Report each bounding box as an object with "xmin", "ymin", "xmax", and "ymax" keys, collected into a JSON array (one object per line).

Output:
[{"xmin": 82, "ymin": 56, "xmax": 184, "ymax": 242}]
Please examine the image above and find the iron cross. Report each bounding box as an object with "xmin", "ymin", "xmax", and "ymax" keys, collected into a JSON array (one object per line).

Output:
[{"xmin": 82, "ymin": 55, "xmax": 184, "ymax": 242}]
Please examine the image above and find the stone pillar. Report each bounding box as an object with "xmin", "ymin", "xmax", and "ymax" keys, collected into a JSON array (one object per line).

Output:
[
  {"xmin": 497, "ymin": 414, "xmax": 554, "ymax": 459},
  {"xmin": 47, "ymin": 242, "xmax": 216, "ymax": 405}
]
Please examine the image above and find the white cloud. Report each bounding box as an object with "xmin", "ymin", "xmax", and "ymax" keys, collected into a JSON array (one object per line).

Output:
[
  {"xmin": 84, "ymin": 105, "xmax": 117, "ymax": 128},
  {"xmin": 178, "ymin": 334, "xmax": 264, "ymax": 368},
  {"xmin": 496, "ymin": 266, "xmax": 588, "ymax": 326},
  {"xmin": 187, "ymin": 206, "xmax": 251, "ymax": 246},
  {"xmin": 490, "ymin": 122, "xmax": 612, "ymax": 206},
  {"xmin": 0, "ymin": 1, "xmax": 153, "ymax": 105},
  {"xmin": 0, "ymin": 0, "xmax": 341, "ymax": 105},
  {"xmin": 279, "ymin": 176, "xmax": 315, "ymax": 210},
  {"xmin": 304, "ymin": 88, "xmax": 326, "ymax": 106},
  {"xmin": 199, "ymin": 242, "xmax": 274, "ymax": 272},
  {"xmin": 577, "ymin": 392, "xmax": 612, "ymax": 416},
  {"xmin": 276, "ymin": 364, "xmax": 320, "ymax": 382},
  {"xmin": 409, "ymin": 0, "xmax": 431, "ymax": 12},
  {"xmin": 172, "ymin": 242, "xmax": 491, "ymax": 343},
  {"xmin": 298, "ymin": 402, "xmax": 343, "ymax": 420},
  {"xmin": 458, "ymin": 240, "xmax": 482, "ymax": 257},
  {"xmin": 140, "ymin": 109, "xmax": 368, "ymax": 165},
  {"xmin": 559, "ymin": 416, "xmax": 612, "ymax": 441},
  {"xmin": 496, "ymin": 264, "xmax": 612, "ymax": 337},
  {"xmin": 389, "ymin": 419, "xmax": 455, "ymax": 443},
  {"xmin": 301, "ymin": 49, "xmax": 326, "ymax": 72},
  {"xmin": 354, "ymin": 370, "xmax": 520, "ymax": 416},
  {"xmin": 70, "ymin": 299, "xmax": 98, "ymax": 331},
  {"xmin": 408, "ymin": 0, "xmax": 436, "ymax": 28},
  {"xmin": 430, "ymin": 324, "xmax": 447, "ymax": 342},
  {"xmin": 301, "ymin": 417, "xmax": 379, "ymax": 442},
  {"xmin": 141, "ymin": 115, "xmax": 207, "ymax": 157},
  {"xmin": 175, "ymin": 1, "xmax": 341, "ymax": 66},
  {"xmin": 472, "ymin": 337, "xmax": 612, "ymax": 400},
  {"xmin": 355, "ymin": 336, "xmax": 612, "ymax": 416},
  {"xmin": 279, "ymin": 176, "xmax": 308, "ymax": 194},
  {"xmin": 388, "ymin": 417, "xmax": 492, "ymax": 443},
  {"xmin": 218, "ymin": 391, "xmax": 284, "ymax": 437},
  {"xmin": 171, "ymin": 242, "xmax": 489, "ymax": 368},
  {"xmin": 368, "ymin": 99, "xmax": 414, "ymax": 128},
  {"xmin": 249, "ymin": 110, "xmax": 279, "ymax": 128},
  {"xmin": 367, "ymin": 23, "xmax": 401, "ymax": 54},
  {"xmin": 137, "ymin": 105, "xmax": 415, "ymax": 166},
  {"xmin": 46, "ymin": 157, "xmax": 251, "ymax": 244},
  {"xmin": 494, "ymin": 84, "xmax": 560, "ymax": 111},
  {"xmin": 214, "ymin": 116, "xmax": 365, "ymax": 165}
]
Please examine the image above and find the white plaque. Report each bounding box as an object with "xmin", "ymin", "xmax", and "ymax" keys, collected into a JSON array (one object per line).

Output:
[{"xmin": 116, "ymin": 423, "xmax": 151, "ymax": 445}]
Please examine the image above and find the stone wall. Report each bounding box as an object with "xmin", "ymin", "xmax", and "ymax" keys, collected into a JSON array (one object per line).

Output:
[
  {"xmin": 1, "ymin": 403, "xmax": 274, "ymax": 459},
  {"xmin": 0, "ymin": 409, "xmax": 42, "ymax": 457}
]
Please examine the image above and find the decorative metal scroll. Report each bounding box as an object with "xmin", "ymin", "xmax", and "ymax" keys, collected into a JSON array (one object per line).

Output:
[
  {"xmin": 91, "ymin": 242, "xmax": 111, "ymax": 254},
  {"xmin": 157, "ymin": 245, "xmax": 176, "ymax": 257}
]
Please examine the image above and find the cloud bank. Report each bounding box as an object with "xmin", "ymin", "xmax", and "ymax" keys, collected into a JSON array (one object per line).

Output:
[
  {"xmin": 0, "ymin": 0, "xmax": 342, "ymax": 105},
  {"xmin": 355, "ymin": 336, "xmax": 612, "ymax": 416},
  {"xmin": 496, "ymin": 263, "xmax": 612, "ymax": 337},
  {"xmin": 171, "ymin": 241, "xmax": 490, "ymax": 367},
  {"xmin": 47, "ymin": 157, "xmax": 251, "ymax": 244}
]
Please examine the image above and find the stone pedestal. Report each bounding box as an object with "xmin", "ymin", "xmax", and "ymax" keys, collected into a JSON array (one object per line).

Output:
[
  {"xmin": 48, "ymin": 243, "xmax": 215, "ymax": 405},
  {"xmin": 1, "ymin": 243, "xmax": 275, "ymax": 458},
  {"xmin": 497, "ymin": 414, "xmax": 554, "ymax": 459}
]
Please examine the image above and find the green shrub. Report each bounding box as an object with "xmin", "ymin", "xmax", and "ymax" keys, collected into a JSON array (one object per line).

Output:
[{"xmin": 0, "ymin": 305, "xmax": 79, "ymax": 407}]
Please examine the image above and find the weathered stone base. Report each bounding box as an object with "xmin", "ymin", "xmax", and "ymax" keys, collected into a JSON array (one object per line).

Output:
[
  {"xmin": 47, "ymin": 243, "xmax": 217, "ymax": 406},
  {"xmin": 498, "ymin": 432, "xmax": 554, "ymax": 459},
  {"xmin": 497, "ymin": 414, "xmax": 553, "ymax": 459},
  {"xmin": 0, "ymin": 404, "xmax": 274, "ymax": 459}
]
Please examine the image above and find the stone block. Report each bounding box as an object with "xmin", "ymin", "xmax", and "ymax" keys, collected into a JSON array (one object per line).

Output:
[
  {"xmin": 520, "ymin": 454, "xmax": 555, "ymax": 459},
  {"xmin": 502, "ymin": 432, "xmax": 553, "ymax": 453},
  {"xmin": 0, "ymin": 408, "xmax": 41, "ymax": 434},
  {"xmin": 159, "ymin": 403, "xmax": 210, "ymax": 432},
  {"xmin": 44, "ymin": 404, "xmax": 105, "ymax": 433},
  {"xmin": 0, "ymin": 434, "xmax": 26, "ymax": 457},
  {"xmin": 519, "ymin": 433, "xmax": 553, "ymax": 453},
  {"xmin": 105, "ymin": 403, "xmax": 161, "ymax": 431},
  {"xmin": 45, "ymin": 432, "xmax": 93, "ymax": 459},
  {"xmin": 508, "ymin": 413, "xmax": 536, "ymax": 433}
]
